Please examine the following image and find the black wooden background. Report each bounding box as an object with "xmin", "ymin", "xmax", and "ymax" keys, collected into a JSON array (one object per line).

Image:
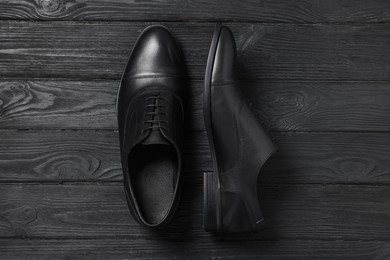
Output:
[{"xmin": 0, "ymin": 0, "xmax": 390, "ymax": 259}]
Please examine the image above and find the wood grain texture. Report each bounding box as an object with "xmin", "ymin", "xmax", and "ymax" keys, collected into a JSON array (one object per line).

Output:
[
  {"xmin": 1, "ymin": 183, "xmax": 390, "ymax": 240},
  {"xmin": 0, "ymin": 0, "xmax": 389, "ymax": 258},
  {"xmin": 262, "ymin": 132, "xmax": 390, "ymax": 184},
  {"xmin": 243, "ymin": 81, "xmax": 390, "ymax": 132},
  {"xmin": 0, "ymin": 0, "xmax": 389, "ymax": 23},
  {"xmin": 0, "ymin": 81, "xmax": 116, "ymax": 129},
  {"xmin": 2, "ymin": 80, "xmax": 390, "ymax": 132},
  {"xmin": 0, "ymin": 130, "xmax": 122, "ymax": 181},
  {"xmin": 0, "ymin": 22, "xmax": 389, "ymax": 81},
  {"xmin": 2, "ymin": 131, "xmax": 390, "ymax": 184},
  {"xmin": 1, "ymin": 239, "xmax": 390, "ymax": 259},
  {"xmin": 0, "ymin": 130, "xmax": 210, "ymax": 181}
]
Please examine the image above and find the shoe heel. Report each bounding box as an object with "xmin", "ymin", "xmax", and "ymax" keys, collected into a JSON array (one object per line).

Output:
[{"xmin": 204, "ymin": 171, "xmax": 221, "ymax": 232}]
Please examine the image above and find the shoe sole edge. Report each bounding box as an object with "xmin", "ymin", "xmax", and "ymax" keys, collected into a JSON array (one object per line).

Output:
[{"xmin": 203, "ymin": 23, "xmax": 223, "ymax": 233}]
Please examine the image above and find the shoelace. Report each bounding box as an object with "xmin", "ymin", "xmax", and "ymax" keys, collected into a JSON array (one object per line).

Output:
[{"xmin": 142, "ymin": 94, "xmax": 169, "ymax": 133}]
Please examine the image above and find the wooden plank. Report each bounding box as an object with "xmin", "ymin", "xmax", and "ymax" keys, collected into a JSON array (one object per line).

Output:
[
  {"xmin": 2, "ymin": 80, "xmax": 390, "ymax": 132},
  {"xmin": 243, "ymin": 81, "xmax": 390, "ymax": 132},
  {"xmin": 0, "ymin": 130, "xmax": 122, "ymax": 181},
  {"xmin": 0, "ymin": 0, "xmax": 389, "ymax": 23},
  {"xmin": 0, "ymin": 81, "xmax": 117, "ymax": 129},
  {"xmin": 0, "ymin": 22, "xmax": 389, "ymax": 81},
  {"xmin": 1, "ymin": 239, "xmax": 390, "ymax": 259},
  {"xmin": 262, "ymin": 132, "xmax": 390, "ymax": 184},
  {"xmin": 0, "ymin": 183, "xmax": 390, "ymax": 240},
  {"xmin": 2, "ymin": 131, "xmax": 390, "ymax": 184},
  {"xmin": 0, "ymin": 130, "xmax": 210, "ymax": 181}
]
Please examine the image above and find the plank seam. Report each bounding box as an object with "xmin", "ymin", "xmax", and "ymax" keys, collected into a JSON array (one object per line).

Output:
[
  {"xmin": 1, "ymin": 19, "xmax": 390, "ymax": 25},
  {"xmin": 2, "ymin": 129, "xmax": 390, "ymax": 134},
  {"xmin": 0, "ymin": 182, "xmax": 389, "ymax": 187},
  {"xmin": 0, "ymin": 236, "xmax": 388, "ymax": 242}
]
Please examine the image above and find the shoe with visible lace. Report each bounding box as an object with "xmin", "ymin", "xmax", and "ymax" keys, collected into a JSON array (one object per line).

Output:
[{"xmin": 116, "ymin": 25, "xmax": 187, "ymax": 229}]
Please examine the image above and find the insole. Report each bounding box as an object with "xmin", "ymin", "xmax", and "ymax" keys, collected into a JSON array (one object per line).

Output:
[{"xmin": 129, "ymin": 145, "xmax": 176, "ymax": 225}]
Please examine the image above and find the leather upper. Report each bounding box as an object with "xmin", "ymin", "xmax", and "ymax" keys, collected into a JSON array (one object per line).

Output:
[
  {"xmin": 211, "ymin": 27, "xmax": 238, "ymax": 85},
  {"xmin": 210, "ymin": 26, "xmax": 276, "ymax": 233},
  {"xmin": 117, "ymin": 25, "xmax": 186, "ymax": 228},
  {"xmin": 117, "ymin": 26, "xmax": 186, "ymax": 149}
]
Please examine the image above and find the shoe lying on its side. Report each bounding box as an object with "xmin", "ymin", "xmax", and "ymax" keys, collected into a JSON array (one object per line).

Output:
[
  {"xmin": 117, "ymin": 25, "xmax": 187, "ymax": 229},
  {"xmin": 203, "ymin": 24, "xmax": 276, "ymax": 233}
]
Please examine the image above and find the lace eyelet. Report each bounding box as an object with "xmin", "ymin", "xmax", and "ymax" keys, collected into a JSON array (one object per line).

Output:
[{"xmin": 142, "ymin": 93, "xmax": 169, "ymax": 134}]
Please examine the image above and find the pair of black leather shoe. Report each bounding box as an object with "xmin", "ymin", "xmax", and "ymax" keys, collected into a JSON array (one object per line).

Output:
[{"xmin": 117, "ymin": 24, "xmax": 276, "ymax": 233}]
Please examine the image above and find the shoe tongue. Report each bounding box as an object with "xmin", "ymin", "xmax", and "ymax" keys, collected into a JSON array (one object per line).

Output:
[{"xmin": 141, "ymin": 128, "xmax": 170, "ymax": 146}]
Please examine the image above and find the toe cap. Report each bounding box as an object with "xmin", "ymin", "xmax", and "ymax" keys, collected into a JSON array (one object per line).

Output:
[
  {"xmin": 123, "ymin": 25, "xmax": 186, "ymax": 79},
  {"xmin": 211, "ymin": 26, "xmax": 238, "ymax": 84}
]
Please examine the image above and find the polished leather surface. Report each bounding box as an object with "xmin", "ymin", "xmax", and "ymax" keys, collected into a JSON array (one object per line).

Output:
[
  {"xmin": 117, "ymin": 25, "xmax": 186, "ymax": 229},
  {"xmin": 208, "ymin": 26, "xmax": 276, "ymax": 233}
]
